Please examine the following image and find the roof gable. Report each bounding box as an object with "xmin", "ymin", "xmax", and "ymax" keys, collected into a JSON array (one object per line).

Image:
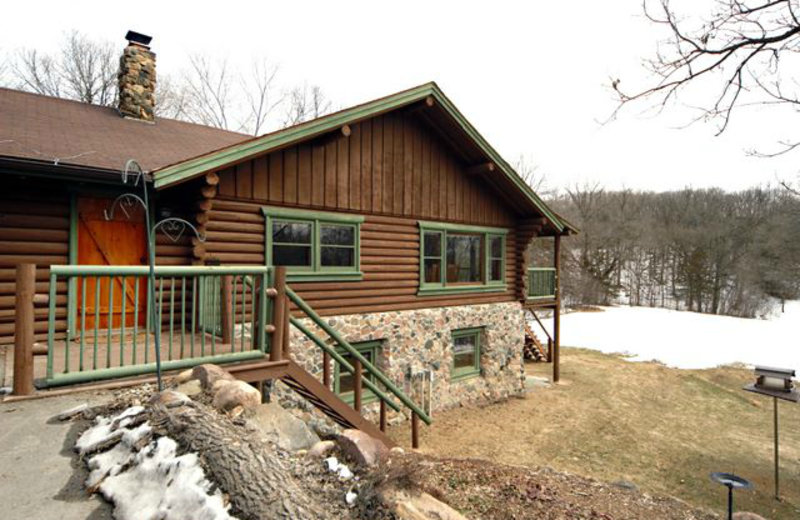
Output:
[{"xmin": 153, "ymin": 83, "xmax": 574, "ymax": 234}]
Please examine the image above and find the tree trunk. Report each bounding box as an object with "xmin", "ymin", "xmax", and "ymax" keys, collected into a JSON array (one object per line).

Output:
[{"xmin": 151, "ymin": 403, "xmax": 327, "ymax": 520}]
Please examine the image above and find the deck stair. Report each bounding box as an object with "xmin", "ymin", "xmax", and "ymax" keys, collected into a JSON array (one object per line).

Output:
[{"xmin": 523, "ymin": 309, "xmax": 552, "ymax": 362}]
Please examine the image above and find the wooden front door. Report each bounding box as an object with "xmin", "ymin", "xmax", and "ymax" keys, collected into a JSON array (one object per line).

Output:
[{"xmin": 76, "ymin": 197, "xmax": 148, "ymax": 330}]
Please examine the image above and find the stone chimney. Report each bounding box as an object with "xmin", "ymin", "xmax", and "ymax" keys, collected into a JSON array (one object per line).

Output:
[{"xmin": 118, "ymin": 31, "xmax": 156, "ymax": 122}]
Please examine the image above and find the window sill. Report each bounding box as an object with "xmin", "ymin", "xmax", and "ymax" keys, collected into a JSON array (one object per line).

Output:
[
  {"xmin": 451, "ymin": 370, "xmax": 481, "ymax": 383},
  {"xmin": 287, "ymin": 271, "xmax": 364, "ymax": 283},
  {"xmin": 417, "ymin": 284, "xmax": 507, "ymax": 297}
]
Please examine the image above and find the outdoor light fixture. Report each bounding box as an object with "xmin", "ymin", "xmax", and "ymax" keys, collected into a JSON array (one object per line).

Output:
[
  {"xmin": 710, "ymin": 472, "xmax": 751, "ymax": 520},
  {"xmin": 743, "ymin": 365, "xmax": 800, "ymax": 500}
]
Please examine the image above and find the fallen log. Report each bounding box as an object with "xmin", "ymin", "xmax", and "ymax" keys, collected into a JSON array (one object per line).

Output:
[{"xmin": 150, "ymin": 401, "xmax": 327, "ymax": 520}]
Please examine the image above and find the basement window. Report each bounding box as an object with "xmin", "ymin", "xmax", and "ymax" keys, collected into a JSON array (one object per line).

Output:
[
  {"xmin": 451, "ymin": 327, "xmax": 482, "ymax": 381},
  {"xmin": 334, "ymin": 340, "xmax": 381, "ymax": 405},
  {"xmin": 418, "ymin": 221, "xmax": 507, "ymax": 296},
  {"xmin": 263, "ymin": 206, "xmax": 364, "ymax": 282}
]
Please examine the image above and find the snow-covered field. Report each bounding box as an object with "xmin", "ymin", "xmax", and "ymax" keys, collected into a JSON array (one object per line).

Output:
[{"xmin": 540, "ymin": 301, "xmax": 800, "ymax": 371}]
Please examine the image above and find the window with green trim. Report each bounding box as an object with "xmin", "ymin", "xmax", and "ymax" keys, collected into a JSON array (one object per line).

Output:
[
  {"xmin": 418, "ymin": 221, "xmax": 507, "ymax": 295},
  {"xmin": 451, "ymin": 327, "xmax": 482, "ymax": 381},
  {"xmin": 263, "ymin": 206, "xmax": 364, "ymax": 282},
  {"xmin": 334, "ymin": 340, "xmax": 381, "ymax": 405}
]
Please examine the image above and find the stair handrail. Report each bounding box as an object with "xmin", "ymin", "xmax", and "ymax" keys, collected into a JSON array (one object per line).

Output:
[
  {"xmin": 289, "ymin": 316, "xmax": 401, "ymax": 412},
  {"xmin": 527, "ymin": 308, "xmax": 553, "ymax": 344},
  {"xmin": 285, "ymin": 286, "xmax": 432, "ymax": 426}
]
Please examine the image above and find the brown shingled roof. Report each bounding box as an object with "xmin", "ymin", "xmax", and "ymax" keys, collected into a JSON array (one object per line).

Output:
[{"xmin": 0, "ymin": 87, "xmax": 249, "ymax": 173}]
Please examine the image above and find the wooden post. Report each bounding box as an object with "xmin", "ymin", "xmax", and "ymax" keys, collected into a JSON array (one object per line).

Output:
[
  {"xmin": 380, "ymin": 399, "xmax": 387, "ymax": 432},
  {"xmin": 13, "ymin": 264, "xmax": 35, "ymax": 396},
  {"xmin": 553, "ymin": 234, "xmax": 561, "ymax": 383},
  {"xmin": 774, "ymin": 396, "xmax": 780, "ymax": 499},
  {"xmin": 322, "ymin": 350, "xmax": 331, "ymax": 388},
  {"xmin": 220, "ymin": 275, "xmax": 233, "ymax": 345},
  {"xmin": 353, "ymin": 358, "xmax": 362, "ymax": 413},
  {"xmin": 270, "ymin": 267, "xmax": 287, "ymax": 362},
  {"xmin": 411, "ymin": 411, "xmax": 420, "ymax": 449}
]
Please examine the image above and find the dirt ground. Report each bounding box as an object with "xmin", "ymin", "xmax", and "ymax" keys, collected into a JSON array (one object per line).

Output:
[{"xmin": 389, "ymin": 348, "xmax": 800, "ymax": 520}]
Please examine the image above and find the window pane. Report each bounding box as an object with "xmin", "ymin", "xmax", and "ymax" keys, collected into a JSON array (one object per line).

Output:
[
  {"xmin": 424, "ymin": 259, "xmax": 442, "ymax": 284},
  {"xmin": 453, "ymin": 334, "xmax": 477, "ymax": 369},
  {"xmin": 321, "ymin": 246, "xmax": 355, "ymax": 267},
  {"xmin": 423, "ymin": 232, "xmax": 441, "ymax": 257},
  {"xmin": 446, "ymin": 235, "xmax": 482, "ymax": 283},
  {"xmin": 490, "ymin": 236, "xmax": 503, "ymax": 258},
  {"xmin": 272, "ymin": 221, "xmax": 311, "ymax": 244},
  {"xmin": 274, "ymin": 245, "xmax": 312, "ymax": 266},
  {"xmin": 321, "ymin": 224, "xmax": 355, "ymax": 246},
  {"xmin": 339, "ymin": 350, "xmax": 373, "ymax": 394},
  {"xmin": 490, "ymin": 259, "xmax": 503, "ymax": 282}
]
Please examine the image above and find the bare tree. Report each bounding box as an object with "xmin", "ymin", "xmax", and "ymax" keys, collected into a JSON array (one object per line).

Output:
[
  {"xmin": 242, "ymin": 57, "xmax": 282, "ymax": 135},
  {"xmin": 12, "ymin": 31, "xmax": 117, "ymax": 105},
  {"xmin": 181, "ymin": 54, "xmax": 237, "ymax": 130},
  {"xmin": 281, "ymin": 83, "xmax": 332, "ymax": 128},
  {"xmin": 514, "ymin": 154, "xmax": 552, "ymax": 196},
  {"xmin": 612, "ymin": 1, "xmax": 800, "ymax": 140}
]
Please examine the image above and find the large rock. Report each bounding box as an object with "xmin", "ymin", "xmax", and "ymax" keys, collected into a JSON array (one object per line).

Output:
[
  {"xmin": 212, "ymin": 380, "xmax": 261, "ymax": 412},
  {"xmin": 175, "ymin": 379, "xmax": 203, "ymax": 397},
  {"xmin": 337, "ymin": 429, "xmax": 389, "ymax": 467},
  {"xmin": 307, "ymin": 440, "xmax": 336, "ymax": 458},
  {"xmin": 150, "ymin": 390, "xmax": 191, "ymax": 408},
  {"xmin": 250, "ymin": 402, "xmax": 321, "ymax": 452},
  {"xmin": 733, "ymin": 513, "xmax": 769, "ymax": 520},
  {"xmin": 191, "ymin": 364, "xmax": 235, "ymax": 390},
  {"xmin": 381, "ymin": 488, "xmax": 468, "ymax": 520}
]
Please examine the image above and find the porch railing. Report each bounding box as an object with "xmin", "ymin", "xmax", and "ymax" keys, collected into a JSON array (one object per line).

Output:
[
  {"xmin": 527, "ymin": 267, "xmax": 557, "ymax": 300},
  {"xmin": 45, "ymin": 265, "xmax": 273, "ymax": 387}
]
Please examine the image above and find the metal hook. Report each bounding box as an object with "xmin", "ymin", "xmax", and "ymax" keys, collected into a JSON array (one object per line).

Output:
[
  {"xmin": 104, "ymin": 193, "xmax": 147, "ymax": 221},
  {"xmin": 123, "ymin": 159, "xmax": 144, "ymax": 186},
  {"xmin": 152, "ymin": 217, "xmax": 206, "ymax": 243}
]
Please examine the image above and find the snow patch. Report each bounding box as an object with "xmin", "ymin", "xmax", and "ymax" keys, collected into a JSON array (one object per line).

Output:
[
  {"xmin": 537, "ymin": 301, "xmax": 800, "ymax": 370},
  {"xmin": 76, "ymin": 406, "xmax": 236, "ymax": 520},
  {"xmin": 324, "ymin": 456, "xmax": 354, "ymax": 480}
]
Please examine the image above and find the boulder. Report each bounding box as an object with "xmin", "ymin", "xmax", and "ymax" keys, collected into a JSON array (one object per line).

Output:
[
  {"xmin": 381, "ymin": 488, "xmax": 468, "ymax": 520},
  {"xmin": 733, "ymin": 514, "xmax": 769, "ymax": 520},
  {"xmin": 307, "ymin": 440, "xmax": 336, "ymax": 459},
  {"xmin": 191, "ymin": 364, "xmax": 235, "ymax": 390},
  {"xmin": 337, "ymin": 429, "xmax": 389, "ymax": 467},
  {"xmin": 175, "ymin": 379, "xmax": 203, "ymax": 397},
  {"xmin": 212, "ymin": 380, "xmax": 261, "ymax": 412},
  {"xmin": 250, "ymin": 402, "xmax": 321, "ymax": 452}
]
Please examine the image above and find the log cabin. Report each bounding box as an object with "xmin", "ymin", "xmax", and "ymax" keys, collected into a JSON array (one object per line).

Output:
[{"xmin": 0, "ymin": 32, "xmax": 575, "ymax": 445}]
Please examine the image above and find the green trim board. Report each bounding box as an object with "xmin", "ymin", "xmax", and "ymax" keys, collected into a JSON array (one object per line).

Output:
[
  {"xmin": 451, "ymin": 327, "xmax": 482, "ymax": 381},
  {"xmin": 418, "ymin": 221, "xmax": 507, "ymax": 296},
  {"xmin": 262, "ymin": 206, "xmax": 364, "ymax": 282},
  {"xmin": 334, "ymin": 339, "xmax": 382, "ymax": 405},
  {"xmin": 153, "ymin": 82, "xmax": 576, "ymax": 235}
]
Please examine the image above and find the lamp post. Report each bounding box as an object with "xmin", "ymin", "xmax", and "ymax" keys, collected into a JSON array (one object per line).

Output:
[
  {"xmin": 742, "ymin": 365, "xmax": 800, "ymax": 500},
  {"xmin": 710, "ymin": 472, "xmax": 752, "ymax": 520}
]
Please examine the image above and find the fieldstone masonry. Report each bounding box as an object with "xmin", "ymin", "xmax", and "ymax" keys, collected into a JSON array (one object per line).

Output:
[
  {"xmin": 277, "ymin": 301, "xmax": 526, "ymax": 423},
  {"xmin": 118, "ymin": 43, "xmax": 156, "ymax": 121}
]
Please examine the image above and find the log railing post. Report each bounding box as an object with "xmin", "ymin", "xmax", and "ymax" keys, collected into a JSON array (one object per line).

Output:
[
  {"xmin": 13, "ymin": 264, "xmax": 35, "ymax": 396},
  {"xmin": 270, "ymin": 267, "xmax": 287, "ymax": 362},
  {"xmin": 220, "ymin": 275, "xmax": 233, "ymax": 345},
  {"xmin": 282, "ymin": 299, "xmax": 291, "ymax": 359},
  {"xmin": 411, "ymin": 411, "xmax": 420, "ymax": 449},
  {"xmin": 353, "ymin": 357, "xmax": 362, "ymax": 413}
]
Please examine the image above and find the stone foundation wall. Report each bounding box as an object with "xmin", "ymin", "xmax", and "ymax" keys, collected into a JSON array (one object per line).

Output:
[{"xmin": 275, "ymin": 301, "xmax": 525, "ymax": 423}]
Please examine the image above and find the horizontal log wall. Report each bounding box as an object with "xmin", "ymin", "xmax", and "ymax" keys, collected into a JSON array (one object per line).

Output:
[
  {"xmin": 205, "ymin": 200, "xmax": 519, "ymax": 317},
  {"xmin": 216, "ymin": 111, "xmax": 515, "ymax": 227},
  {"xmin": 0, "ymin": 179, "xmax": 194, "ymax": 346}
]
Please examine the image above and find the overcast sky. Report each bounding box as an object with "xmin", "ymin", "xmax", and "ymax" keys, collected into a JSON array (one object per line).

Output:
[{"xmin": 2, "ymin": 1, "xmax": 797, "ymax": 192}]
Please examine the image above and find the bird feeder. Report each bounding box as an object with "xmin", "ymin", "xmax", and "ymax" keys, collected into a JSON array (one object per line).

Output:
[{"xmin": 742, "ymin": 365, "xmax": 800, "ymax": 500}]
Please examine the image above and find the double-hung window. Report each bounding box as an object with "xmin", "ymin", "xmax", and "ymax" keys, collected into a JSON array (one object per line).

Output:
[
  {"xmin": 451, "ymin": 327, "xmax": 482, "ymax": 381},
  {"xmin": 263, "ymin": 207, "xmax": 363, "ymax": 282},
  {"xmin": 418, "ymin": 221, "xmax": 507, "ymax": 295}
]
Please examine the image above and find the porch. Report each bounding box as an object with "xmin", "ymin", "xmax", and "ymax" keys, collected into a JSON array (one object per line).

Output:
[{"xmin": 5, "ymin": 263, "xmax": 432, "ymax": 448}]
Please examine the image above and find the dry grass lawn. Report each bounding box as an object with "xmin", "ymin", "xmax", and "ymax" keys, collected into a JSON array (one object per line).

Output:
[{"xmin": 389, "ymin": 348, "xmax": 800, "ymax": 519}]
